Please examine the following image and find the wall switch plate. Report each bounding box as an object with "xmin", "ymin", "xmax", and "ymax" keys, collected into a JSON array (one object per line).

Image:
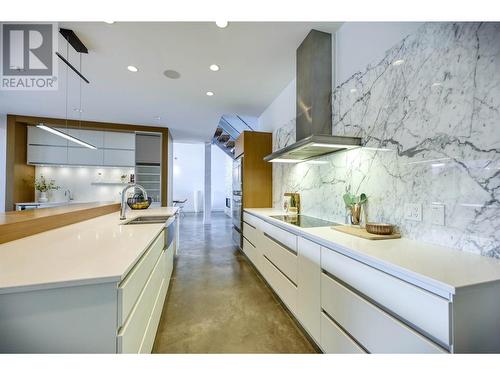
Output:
[
  {"xmin": 431, "ymin": 204, "xmax": 445, "ymax": 226},
  {"xmin": 404, "ymin": 203, "xmax": 422, "ymax": 221}
]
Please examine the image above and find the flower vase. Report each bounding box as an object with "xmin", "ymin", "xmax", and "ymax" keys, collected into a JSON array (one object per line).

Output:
[{"xmin": 38, "ymin": 191, "xmax": 48, "ymax": 203}]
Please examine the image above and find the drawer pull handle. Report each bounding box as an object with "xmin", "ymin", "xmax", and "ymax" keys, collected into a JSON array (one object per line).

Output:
[
  {"xmin": 263, "ymin": 254, "xmax": 297, "ymax": 287},
  {"xmin": 244, "ymin": 221, "xmax": 256, "ymax": 229},
  {"xmin": 263, "ymin": 232, "xmax": 297, "ymax": 255},
  {"xmin": 243, "ymin": 237, "xmax": 256, "ymax": 248},
  {"xmin": 322, "ymin": 309, "xmax": 369, "ymax": 353}
]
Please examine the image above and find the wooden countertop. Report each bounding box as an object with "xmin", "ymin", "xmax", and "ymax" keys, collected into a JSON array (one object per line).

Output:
[{"xmin": 0, "ymin": 202, "xmax": 121, "ymax": 244}]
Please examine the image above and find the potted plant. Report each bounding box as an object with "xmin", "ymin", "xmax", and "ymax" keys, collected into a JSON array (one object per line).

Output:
[
  {"xmin": 343, "ymin": 191, "xmax": 367, "ymax": 225},
  {"xmin": 34, "ymin": 176, "xmax": 60, "ymax": 203}
]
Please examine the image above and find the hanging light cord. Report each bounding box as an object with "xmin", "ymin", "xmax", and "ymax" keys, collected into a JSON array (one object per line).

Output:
[
  {"xmin": 65, "ymin": 40, "xmax": 69, "ymax": 158},
  {"xmin": 79, "ymin": 53, "xmax": 82, "ymax": 128}
]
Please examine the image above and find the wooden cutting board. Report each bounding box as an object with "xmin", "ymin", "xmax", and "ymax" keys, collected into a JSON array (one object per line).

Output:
[{"xmin": 332, "ymin": 225, "xmax": 401, "ymax": 240}]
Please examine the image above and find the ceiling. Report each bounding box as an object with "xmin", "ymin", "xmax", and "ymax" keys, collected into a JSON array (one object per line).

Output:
[{"xmin": 0, "ymin": 22, "xmax": 342, "ymax": 142}]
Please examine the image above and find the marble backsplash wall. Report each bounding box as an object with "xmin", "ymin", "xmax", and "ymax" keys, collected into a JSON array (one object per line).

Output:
[{"xmin": 273, "ymin": 22, "xmax": 500, "ymax": 257}]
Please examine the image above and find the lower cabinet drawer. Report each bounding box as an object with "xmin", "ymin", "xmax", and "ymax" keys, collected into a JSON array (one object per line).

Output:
[
  {"xmin": 320, "ymin": 312, "xmax": 366, "ymax": 354},
  {"xmin": 261, "ymin": 233, "xmax": 298, "ymax": 284},
  {"xmin": 165, "ymin": 242, "xmax": 174, "ymax": 281},
  {"xmin": 243, "ymin": 222, "xmax": 261, "ymax": 249},
  {"xmin": 118, "ymin": 230, "xmax": 165, "ymax": 326},
  {"xmin": 321, "ymin": 273, "xmax": 446, "ymax": 353},
  {"xmin": 261, "ymin": 255, "xmax": 297, "ymax": 315},
  {"xmin": 243, "ymin": 237, "xmax": 259, "ymax": 267},
  {"xmin": 118, "ymin": 250, "xmax": 166, "ymax": 353},
  {"xmin": 321, "ymin": 247, "xmax": 451, "ymax": 346},
  {"xmin": 243, "ymin": 213, "xmax": 264, "ymax": 231},
  {"xmin": 261, "ymin": 221, "xmax": 297, "ymax": 252}
]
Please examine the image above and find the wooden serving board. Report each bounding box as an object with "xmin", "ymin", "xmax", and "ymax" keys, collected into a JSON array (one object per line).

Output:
[{"xmin": 332, "ymin": 225, "xmax": 401, "ymax": 240}]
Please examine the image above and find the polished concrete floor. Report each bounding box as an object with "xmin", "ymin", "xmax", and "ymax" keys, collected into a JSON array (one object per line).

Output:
[{"xmin": 152, "ymin": 212, "xmax": 316, "ymax": 353}]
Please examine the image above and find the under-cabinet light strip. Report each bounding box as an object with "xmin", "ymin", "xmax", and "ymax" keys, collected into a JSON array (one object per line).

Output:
[{"xmin": 36, "ymin": 124, "xmax": 97, "ymax": 150}]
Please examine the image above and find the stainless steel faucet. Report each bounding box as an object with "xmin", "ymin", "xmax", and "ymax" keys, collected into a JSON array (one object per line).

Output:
[
  {"xmin": 120, "ymin": 184, "xmax": 148, "ymax": 220},
  {"xmin": 64, "ymin": 189, "xmax": 73, "ymax": 201}
]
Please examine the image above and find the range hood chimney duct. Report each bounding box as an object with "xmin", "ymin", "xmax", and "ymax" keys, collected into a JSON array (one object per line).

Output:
[
  {"xmin": 296, "ymin": 29, "xmax": 332, "ymax": 140},
  {"xmin": 264, "ymin": 29, "xmax": 361, "ymax": 163}
]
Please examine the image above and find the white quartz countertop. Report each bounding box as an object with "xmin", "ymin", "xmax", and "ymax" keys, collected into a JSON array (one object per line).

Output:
[
  {"xmin": 0, "ymin": 207, "xmax": 178, "ymax": 295},
  {"xmin": 244, "ymin": 208, "xmax": 500, "ymax": 296}
]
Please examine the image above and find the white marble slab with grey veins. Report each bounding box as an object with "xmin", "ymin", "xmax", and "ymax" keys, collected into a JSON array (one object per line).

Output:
[{"xmin": 272, "ymin": 22, "xmax": 500, "ymax": 258}]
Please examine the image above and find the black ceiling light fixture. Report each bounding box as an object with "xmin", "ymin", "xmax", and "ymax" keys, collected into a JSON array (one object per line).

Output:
[{"xmin": 55, "ymin": 28, "xmax": 90, "ymax": 84}]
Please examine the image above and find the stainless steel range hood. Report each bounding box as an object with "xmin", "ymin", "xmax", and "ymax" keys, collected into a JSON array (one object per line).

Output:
[{"xmin": 264, "ymin": 30, "xmax": 361, "ymax": 163}]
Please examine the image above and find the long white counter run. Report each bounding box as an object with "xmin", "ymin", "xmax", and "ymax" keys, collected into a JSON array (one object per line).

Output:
[
  {"xmin": 244, "ymin": 208, "xmax": 500, "ymax": 297},
  {"xmin": 243, "ymin": 208, "xmax": 500, "ymax": 353}
]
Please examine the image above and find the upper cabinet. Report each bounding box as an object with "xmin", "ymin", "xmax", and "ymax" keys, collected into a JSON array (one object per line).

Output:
[
  {"xmin": 104, "ymin": 131, "xmax": 135, "ymax": 150},
  {"xmin": 27, "ymin": 126, "xmax": 136, "ymax": 167},
  {"xmin": 135, "ymin": 133, "xmax": 161, "ymax": 164},
  {"xmin": 66, "ymin": 129, "xmax": 105, "ymax": 148},
  {"xmin": 28, "ymin": 126, "xmax": 68, "ymax": 147}
]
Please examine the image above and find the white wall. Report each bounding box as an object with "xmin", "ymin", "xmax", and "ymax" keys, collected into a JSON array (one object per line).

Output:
[
  {"xmin": 172, "ymin": 142, "xmax": 229, "ymax": 213},
  {"xmin": 211, "ymin": 145, "xmax": 230, "ymax": 212},
  {"xmin": 224, "ymin": 155, "xmax": 233, "ymax": 217},
  {"xmin": 173, "ymin": 142, "xmax": 205, "ymax": 212},
  {"xmin": 0, "ymin": 114, "xmax": 6, "ymax": 212},
  {"xmin": 258, "ymin": 22, "xmax": 424, "ymax": 133}
]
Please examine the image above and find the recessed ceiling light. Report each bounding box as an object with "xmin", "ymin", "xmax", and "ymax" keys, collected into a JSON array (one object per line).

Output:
[
  {"xmin": 154, "ymin": 116, "xmax": 161, "ymax": 120},
  {"xmin": 209, "ymin": 64, "xmax": 220, "ymax": 72},
  {"xmin": 392, "ymin": 59, "xmax": 405, "ymax": 66},
  {"xmin": 206, "ymin": 91, "xmax": 214, "ymax": 96},
  {"xmin": 163, "ymin": 69, "xmax": 181, "ymax": 79},
  {"xmin": 127, "ymin": 65, "xmax": 138, "ymax": 72},
  {"xmin": 104, "ymin": 21, "xmax": 115, "ymax": 24},
  {"xmin": 215, "ymin": 21, "xmax": 228, "ymax": 28}
]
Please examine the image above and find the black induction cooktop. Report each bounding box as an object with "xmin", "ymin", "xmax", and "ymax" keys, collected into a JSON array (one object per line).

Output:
[{"xmin": 270, "ymin": 214, "xmax": 340, "ymax": 228}]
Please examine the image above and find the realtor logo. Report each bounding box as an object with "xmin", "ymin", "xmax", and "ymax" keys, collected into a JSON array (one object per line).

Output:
[{"xmin": 1, "ymin": 23, "xmax": 58, "ymax": 90}]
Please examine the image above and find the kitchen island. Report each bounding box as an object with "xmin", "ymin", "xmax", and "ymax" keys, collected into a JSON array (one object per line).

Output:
[{"xmin": 0, "ymin": 207, "xmax": 179, "ymax": 353}]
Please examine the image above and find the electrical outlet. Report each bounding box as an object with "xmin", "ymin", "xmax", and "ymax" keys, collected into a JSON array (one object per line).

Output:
[
  {"xmin": 431, "ymin": 204, "xmax": 445, "ymax": 226},
  {"xmin": 404, "ymin": 203, "xmax": 422, "ymax": 221}
]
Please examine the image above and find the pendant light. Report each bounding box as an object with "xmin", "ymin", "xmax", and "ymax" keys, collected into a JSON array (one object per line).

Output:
[{"xmin": 37, "ymin": 29, "xmax": 96, "ymax": 149}]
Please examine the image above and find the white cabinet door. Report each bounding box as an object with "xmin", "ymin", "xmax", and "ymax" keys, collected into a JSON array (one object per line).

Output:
[
  {"xmin": 104, "ymin": 131, "xmax": 135, "ymax": 150},
  {"xmin": 260, "ymin": 255, "xmax": 298, "ymax": 315},
  {"xmin": 117, "ymin": 251, "xmax": 166, "ymax": 353},
  {"xmin": 297, "ymin": 237, "xmax": 321, "ymax": 344},
  {"xmin": 28, "ymin": 126, "xmax": 68, "ymax": 146},
  {"xmin": 321, "ymin": 273, "xmax": 445, "ymax": 353},
  {"xmin": 67, "ymin": 147, "xmax": 104, "ymax": 166},
  {"xmin": 321, "ymin": 247, "xmax": 451, "ymax": 346},
  {"xmin": 321, "ymin": 312, "xmax": 366, "ymax": 353},
  {"xmin": 66, "ymin": 129, "xmax": 104, "ymax": 148},
  {"xmin": 103, "ymin": 149, "xmax": 135, "ymax": 166},
  {"xmin": 27, "ymin": 145, "xmax": 68, "ymax": 165}
]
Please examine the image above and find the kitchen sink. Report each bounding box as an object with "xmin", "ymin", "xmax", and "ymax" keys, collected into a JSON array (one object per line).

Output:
[{"xmin": 123, "ymin": 215, "xmax": 171, "ymax": 225}]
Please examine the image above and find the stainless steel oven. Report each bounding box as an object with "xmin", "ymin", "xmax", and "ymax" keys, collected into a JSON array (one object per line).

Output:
[{"xmin": 232, "ymin": 156, "xmax": 243, "ymax": 249}]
